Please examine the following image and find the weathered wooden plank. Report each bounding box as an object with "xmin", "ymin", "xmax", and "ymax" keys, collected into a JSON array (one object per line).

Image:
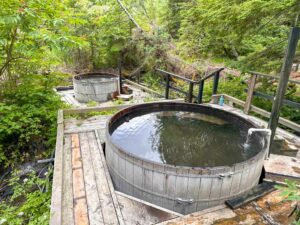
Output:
[
  {"xmin": 212, "ymin": 94, "xmax": 300, "ymax": 132},
  {"xmin": 164, "ymin": 174, "xmax": 176, "ymax": 211},
  {"xmin": 64, "ymin": 104, "xmax": 131, "ymax": 115},
  {"xmin": 252, "ymin": 202, "xmax": 281, "ymax": 225},
  {"xmin": 174, "ymin": 169, "xmax": 189, "ymax": 214},
  {"xmin": 268, "ymin": 27, "xmax": 300, "ymax": 142},
  {"xmin": 124, "ymin": 79, "xmax": 164, "ymax": 97},
  {"xmin": 156, "ymin": 205, "xmax": 231, "ymax": 225},
  {"xmin": 152, "ymin": 171, "xmax": 166, "ymax": 208},
  {"xmin": 116, "ymin": 191, "xmax": 179, "ymax": 225},
  {"xmin": 143, "ymin": 164, "xmax": 154, "ymax": 204},
  {"xmin": 87, "ymin": 131, "xmax": 121, "ymax": 225},
  {"xmin": 264, "ymin": 154, "xmax": 300, "ymax": 181},
  {"xmin": 79, "ymin": 133, "xmax": 104, "ymax": 225},
  {"xmin": 249, "ymin": 71, "xmax": 300, "ymax": 85},
  {"xmin": 71, "ymin": 134, "xmax": 82, "ymax": 170},
  {"xmin": 72, "ymin": 147, "xmax": 82, "ymax": 169},
  {"xmin": 64, "ymin": 118, "xmax": 109, "ymax": 134},
  {"xmin": 243, "ymin": 89, "xmax": 300, "ymax": 109},
  {"xmin": 63, "ymin": 99, "xmax": 184, "ymax": 115},
  {"xmin": 225, "ymin": 181, "xmax": 275, "ymax": 209},
  {"xmin": 239, "ymin": 167, "xmax": 251, "ymax": 194},
  {"xmin": 184, "ymin": 177, "xmax": 201, "ymax": 213},
  {"xmin": 73, "ymin": 168, "xmax": 86, "ymax": 199},
  {"xmin": 74, "ymin": 197, "xmax": 89, "ymax": 225},
  {"xmin": 209, "ymin": 177, "xmax": 223, "ymax": 200},
  {"xmin": 71, "ymin": 133, "xmax": 80, "ymax": 148},
  {"xmin": 244, "ymin": 74, "xmax": 257, "ymax": 114},
  {"xmin": 62, "ymin": 135, "xmax": 74, "ymax": 225},
  {"xmin": 229, "ymin": 172, "xmax": 242, "ymax": 196},
  {"xmin": 197, "ymin": 177, "xmax": 212, "ymax": 210},
  {"xmin": 94, "ymin": 131, "xmax": 126, "ymax": 225},
  {"xmin": 125, "ymin": 158, "xmax": 134, "ymax": 196},
  {"xmin": 50, "ymin": 110, "xmax": 64, "ymax": 225}
]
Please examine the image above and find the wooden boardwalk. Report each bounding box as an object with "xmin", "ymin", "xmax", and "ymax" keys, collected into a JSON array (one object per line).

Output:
[
  {"xmin": 50, "ymin": 112, "xmax": 178, "ymax": 225},
  {"xmin": 50, "ymin": 103, "xmax": 300, "ymax": 225}
]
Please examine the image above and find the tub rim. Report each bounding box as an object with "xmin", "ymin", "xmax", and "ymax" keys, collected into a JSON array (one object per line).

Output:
[
  {"xmin": 73, "ymin": 72, "xmax": 118, "ymax": 83},
  {"xmin": 105, "ymin": 102, "xmax": 267, "ymax": 175}
]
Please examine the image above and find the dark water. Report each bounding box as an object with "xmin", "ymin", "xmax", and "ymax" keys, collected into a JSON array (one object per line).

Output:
[{"xmin": 111, "ymin": 111, "xmax": 260, "ymax": 167}]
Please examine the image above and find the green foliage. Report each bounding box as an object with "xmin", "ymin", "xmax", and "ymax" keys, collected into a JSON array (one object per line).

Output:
[
  {"xmin": 276, "ymin": 180, "xmax": 300, "ymax": 224},
  {"xmin": 75, "ymin": 109, "xmax": 118, "ymax": 119},
  {"xmin": 276, "ymin": 180, "xmax": 300, "ymax": 201},
  {"xmin": 0, "ymin": 0, "xmax": 86, "ymax": 84},
  {"xmin": 142, "ymin": 71, "xmax": 163, "ymax": 91},
  {"xmin": 0, "ymin": 75, "xmax": 65, "ymax": 168},
  {"xmin": 143, "ymin": 96, "xmax": 158, "ymax": 102},
  {"xmin": 113, "ymin": 99, "xmax": 125, "ymax": 105},
  {"xmin": 86, "ymin": 101, "xmax": 98, "ymax": 107},
  {"xmin": 0, "ymin": 168, "xmax": 53, "ymax": 225},
  {"xmin": 177, "ymin": 0, "xmax": 299, "ymax": 72},
  {"xmin": 254, "ymin": 78, "xmax": 300, "ymax": 123}
]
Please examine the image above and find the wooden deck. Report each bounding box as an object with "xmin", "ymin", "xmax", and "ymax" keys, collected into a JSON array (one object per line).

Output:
[
  {"xmin": 50, "ymin": 103, "xmax": 300, "ymax": 225},
  {"xmin": 50, "ymin": 111, "xmax": 179, "ymax": 225}
]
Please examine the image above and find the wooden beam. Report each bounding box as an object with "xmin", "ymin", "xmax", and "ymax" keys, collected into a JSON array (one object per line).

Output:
[
  {"xmin": 244, "ymin": 74, "xmax": 257, "ymax": 114},
  {"xmin": 225, "ymin": 181, "xmax": 275, "ymax": 209},
  {"xmin": 249, "ymin": 71, "xmax": 300, "ymax": 85},
  {"xmin": 252, "ymin": 202, "xmax": 281, "ymax": 225},
  {"xmin": 50, "ymin": 110, "xmax": 64, "ymax": 225},
  {"xmin": 243, "ymin": 89, "xmax": 300, "ymax": 109},
  {"xmin": 268, "ymin": 27, "xmax": 300, "ymax": 146},
  {"xmin": 63, "ymin": 99, "xmax": 184, "ymax": 116},
  {"xmin": 118, "ymin": 57, "xmax": 123, "ymax": 95},
  {"xmin": 188, "ymin": 82, "xmax": 194, "ymax": 103},
  {"xmin": 165, "ymin": 74, "xmax": 170, "ymax": 99},
  {"xmin": 156, "ymin": 69, "xmax": 198, "ymax": 83},
  {"xmin": 212, "ymin": 71, "xmax": 220, "ymax": 95},
  {"xmin": 212, "ymin": 94, "xmax": 300, "ymax": 132},
  {"xmin": 124, "ymin": 79, "xmax": 163, "ymax": 97},
  {"xmin": 197, "ymin": 80, "xmax": 204, "ymax": 104}
]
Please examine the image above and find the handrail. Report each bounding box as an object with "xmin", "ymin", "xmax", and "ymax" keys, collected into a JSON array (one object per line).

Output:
[
  {"xmin": 156, "ymin": 69, "xmax": 199, "ymax": 83},
  {"xmin": 200, "ymin": 68, "xmax": 225, "ymax": 81},
  {"xmin": 249, "ymin": 71, "xmax": 300, "ymax": 85},
  {"xmin": 212, "ymin": 94, "xmax": 300, "ymax": 132},
  {"xmin": 156, "ymin": 67, "xmax": 224, "ymax": 103}
]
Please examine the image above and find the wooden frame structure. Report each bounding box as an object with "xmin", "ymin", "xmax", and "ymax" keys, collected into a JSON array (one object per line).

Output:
[{"xmin": 156, "ymin": 68, "xmax": 224, "ymax": 103}]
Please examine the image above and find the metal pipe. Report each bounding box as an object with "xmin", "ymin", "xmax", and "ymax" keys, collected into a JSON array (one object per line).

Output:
[{"xmin": 247, "ymin": 128, "xmax": 271, "ymax": 158}]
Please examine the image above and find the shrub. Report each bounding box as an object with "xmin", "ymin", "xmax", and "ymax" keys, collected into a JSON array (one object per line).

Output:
[{"xmin": 0, "ymin": 74, "xmax": 66, "ymax": 169}]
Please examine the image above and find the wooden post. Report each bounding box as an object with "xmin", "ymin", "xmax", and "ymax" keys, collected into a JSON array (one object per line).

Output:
[
  {"xmin": 118, "ymin": 57, "xmax": 123, "ymax": 94},
  {"xmin": 268, "ymin": 27, "xmax": 300, "ymax": 146},
  {"xmin": 188, "ymin": 82, "xmax": 194, "ymax": 103},
  {"xmin": 165, "ymin": 74, "xmax": 170, "ymax": 99},
  {"xmin": 244, "ymin": 73, "xmax": 257, "ymax": 114},
  {"xmin": 197, "ymin": 80, "xmax": 204, "ymax": 104},
  {"xmin": 212, "ymin": 72, "xmax": 220, "ymax": 95}
]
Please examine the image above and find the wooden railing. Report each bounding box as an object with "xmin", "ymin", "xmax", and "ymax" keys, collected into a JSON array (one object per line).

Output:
[
  {"xmin": 211, "ymin": 94, "xmax": 300, "ymax": 132},
  {"xmin": 244, "ymin": 71, "xmax": 300, "ymax": 114},
  {"xmin": 125, "ymin": 67, "xmax": 299, "ymax": 133},
  {"xmin": 155, "ymin": 68, "xmax": 224, "ymax": 103}
]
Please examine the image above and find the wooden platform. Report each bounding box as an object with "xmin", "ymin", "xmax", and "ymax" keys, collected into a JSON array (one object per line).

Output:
[
  {"xmin": 50, "ymin": 103, "xmax": 300, "ymax": 225},
  {"xmin": 50, "ymin": 111, "xmax": 178, "ymax": 225}
]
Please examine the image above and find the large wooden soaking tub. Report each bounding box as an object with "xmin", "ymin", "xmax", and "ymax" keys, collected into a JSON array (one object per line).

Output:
[
  {"xmin": 73, "ymin": 72, "xmax": 118, "ymax": 103},
  {"xmin": 105, "ymin": 102, "xmax": 269, "ymax": 214}
]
